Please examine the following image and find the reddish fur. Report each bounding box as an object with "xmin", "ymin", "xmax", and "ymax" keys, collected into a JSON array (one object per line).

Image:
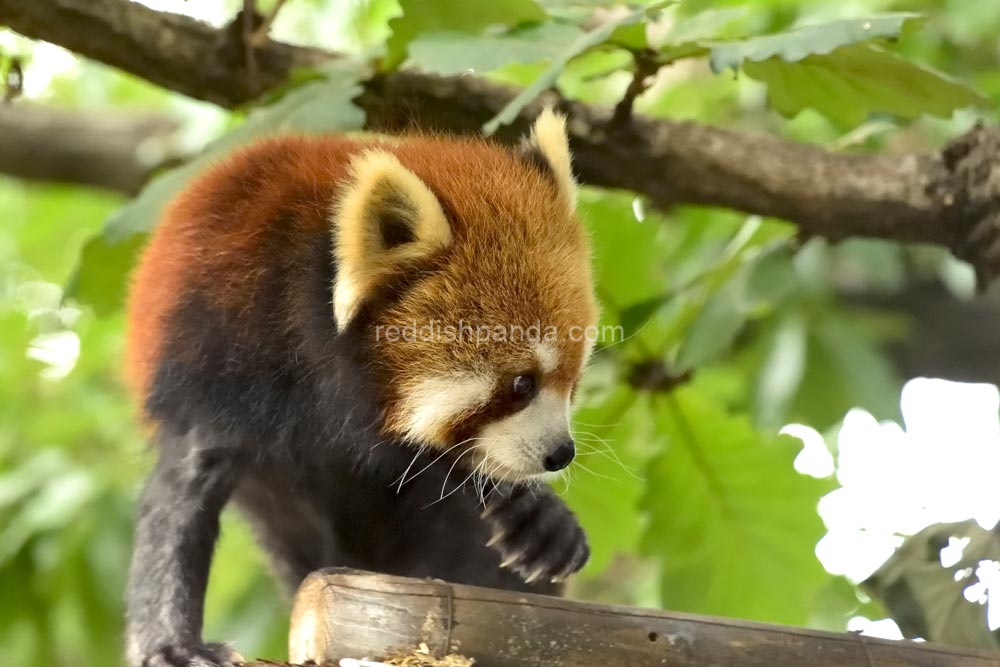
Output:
[
  {"xmin": 126, "ymin": 136, "xmax": 353, "ymax": 402},
  {"xmin": 126, "ymin": 133, "xmax": 595, "ymax": 422}
]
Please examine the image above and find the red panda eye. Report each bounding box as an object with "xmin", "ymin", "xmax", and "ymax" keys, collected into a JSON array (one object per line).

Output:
[{"xmin": 510, "ymin": 374, "xmax": 537, "ymax": 400}]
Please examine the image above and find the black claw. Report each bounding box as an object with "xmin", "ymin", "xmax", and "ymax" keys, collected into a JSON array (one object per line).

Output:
[{"xmin": 483, "ymin": 484, "xmax": 589, "ymax": 585}]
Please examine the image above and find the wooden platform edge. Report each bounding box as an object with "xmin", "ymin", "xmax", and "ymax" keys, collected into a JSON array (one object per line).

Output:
[{"xmin": 286, "ymin": 568, "xmax": 1000, "ymax": 667}]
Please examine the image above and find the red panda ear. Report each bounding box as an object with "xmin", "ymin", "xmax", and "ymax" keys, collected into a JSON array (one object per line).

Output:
[
  {"xmin": 332, "ymin": 150, "xmax": 452, "ymax": 327},
  {"xmin": 521, "ymin": 108, "xmax": 577, "ymax": 213}
]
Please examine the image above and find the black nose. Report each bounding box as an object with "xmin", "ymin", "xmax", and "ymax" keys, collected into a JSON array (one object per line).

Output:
[{"xmin": 543, "ymin": 441, "xmax": 575, "ymax": 472}]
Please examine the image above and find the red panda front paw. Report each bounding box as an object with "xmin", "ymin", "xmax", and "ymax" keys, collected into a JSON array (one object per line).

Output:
[
  {"xmin": 140, "ymin": 642, "xmax": 244, "ymax": 667},
  {"xmin": 482, "ymin": 484, "xmax": 589, "ymax": 584}
]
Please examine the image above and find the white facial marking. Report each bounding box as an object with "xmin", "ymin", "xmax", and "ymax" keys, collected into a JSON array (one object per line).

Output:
[
  {"xmin": 401, "ymin": 372, "xmax": 494, "ymax": 442},
  {"xmin": 534, "ymin": 340, "xmax": 560, "ymax": 374},
  {"xmin": 478, "ymin": 388, "xmax": 571, "ymax": 479}
]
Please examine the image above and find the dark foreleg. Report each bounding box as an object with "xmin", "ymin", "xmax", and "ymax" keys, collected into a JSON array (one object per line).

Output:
[
  {"xmin": 482, "ymin": 483, "xmax": 590, "ymax": 586},
  {"xmin": 125, "ymin": 427, "xmax": 242, "ymax": 667}
]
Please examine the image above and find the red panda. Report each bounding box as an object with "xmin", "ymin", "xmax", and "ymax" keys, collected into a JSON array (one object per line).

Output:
[{"xmin": 123, "ymin": 110, "xmax": 599, "ymax": 667}]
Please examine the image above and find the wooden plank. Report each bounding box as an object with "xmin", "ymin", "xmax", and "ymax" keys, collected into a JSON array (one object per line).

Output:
[{"xmin": 287, "ymin": 569, "xmax": 1000, "ymax": 667}]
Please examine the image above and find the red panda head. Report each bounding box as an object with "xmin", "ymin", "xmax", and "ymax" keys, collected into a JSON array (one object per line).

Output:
[{"xmin": 332, "ymin": 110, "xmax": 599, "ymax": 482}]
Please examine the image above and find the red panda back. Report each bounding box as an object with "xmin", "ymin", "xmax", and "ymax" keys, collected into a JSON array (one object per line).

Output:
[{"xmin": 124, "ymin": 135, "xmax": 358, "ymax": 405}]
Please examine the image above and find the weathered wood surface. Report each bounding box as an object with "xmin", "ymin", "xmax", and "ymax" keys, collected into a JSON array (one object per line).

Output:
[{"xmin": 287, "ymin": 569, "xmax": 1000, "ymax": 667}]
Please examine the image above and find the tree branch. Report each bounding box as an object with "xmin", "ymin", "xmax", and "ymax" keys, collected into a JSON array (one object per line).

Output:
[
  {"xmin": 287, "ymin": 569, "xmax": 1000, "ymax": 667},
  {"xmin": 0, "ymin": 103, "xmax": 185, "ymax": 195},
  {"xmin": 2, "ymin": 0, "xmax": 1000, "ymax": 279}
]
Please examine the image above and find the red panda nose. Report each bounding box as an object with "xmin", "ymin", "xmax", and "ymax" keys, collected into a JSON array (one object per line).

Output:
[{"xmin": 543, "ymin": 441, "xmax": 576, "ymax": 472}]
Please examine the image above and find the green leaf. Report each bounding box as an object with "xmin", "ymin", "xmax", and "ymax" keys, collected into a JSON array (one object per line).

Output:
[
  {"xmin": 407, "ymin": 23, "xmax": 583, "ymax": 76},
  {"xmin": 619, "ymin": 294, "xmax": 670, "ymax": 337},
  {"xmin": 68, "ymin": 62, "xmax": 367, "ymax": 314},
  {"xmin": 786, "ymin": 311, "xmax": 901, "ymax": 430},
  {"xmin": 745, "ymin": 243, "xmax": 796, "ymax": 307},
  {"xmin": 864, "ymin": 521, "xmax": 1000, "ymax": 648},
  {"xmin": 655, "ymin": 8, "xmax": 747, "ymax": 48},
  {"xmin": 609, "ymin": 21, "xmax": 649, "ymax": 51},
  {"xmin": 675, "ymin": 274, "xmax": 748, "ymax": 371},
  {"xmin": 65, "ymin": 233, "xmax": 147, "ymax": 317},
  {"xmin": 539, "ymin": 0, "xmax": 630, "ymax": 8},
  {"xmin": 704, "ymin": 13, "xmax": 989, "ymax": 126},
  {"xmin": 0, "ymin": 464, "xmax": 98, "ymax": 566},
  {"xmin": 745, "ymin": 44, "xmax": 991, "ymax": 126},
  {"xmin": 648, "ymin": 7, "xmax": 747, "ymax": 62},
  {"xmin": 709, "ymin": 13, "xmax": 920, "ymax": 73},
  {"xmin": 484, "ymin": 1, "xmax": 671, "ymax": 134},
  {"xmin": 385, "ymin": 0, "xmax": 548, "ymax": 70},
  {"xmin": 754, "ymin": 314, "xmax": 808, "ymax": 428},
  {"xmin": 563, "ymin": 387, "xmax": 647, "ymax": 574},
  {"xmin": 809, "ymin": 576, "xmax": 885, "ymax": 632},
  {"xmin": 582, "ymin": 190, "xmax": 669, "ymax": 315},
  {"xmin": 642, "ymin": 387, "xmax": 833, "ymax": 624}
]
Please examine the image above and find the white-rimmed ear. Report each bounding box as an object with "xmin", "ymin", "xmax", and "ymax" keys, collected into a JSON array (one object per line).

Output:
[
  {"xmin": 332, "ymin": 150, "xmax": 451, "ymax": 327},
  {"xmin": 520, "ymin": 108, "xmax": 576, "ymax": 213}
]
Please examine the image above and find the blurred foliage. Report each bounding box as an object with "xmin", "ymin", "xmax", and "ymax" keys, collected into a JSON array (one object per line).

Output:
[
  {"xmin": 1, "ymin": 0, "xmax": 999, "ymax": 664},
  {"xmin": 864, "ymin": 521, "xmax": 1000, "ymax": 650}
]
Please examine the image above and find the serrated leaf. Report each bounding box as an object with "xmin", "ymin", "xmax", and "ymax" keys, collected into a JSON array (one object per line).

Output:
[
  {"xmin": 654, "ymin": 7, "xmax": 747, "ymax": 49},
  {"xmin": 865, "ymin": 521, "xmax": 1000, "ymax": 648},
  {"xmin": 709, "ymin": 13, "xmax": 920, "ymax": 73},
  {"xmin": 484, "ymin": 1, "xmax": 671, "ymax": 134},
  {"xmin": 385, "ymin": 0, "xmax": 548, "ymax": 70},
  {"xmin": 745, "ymin": 43, "xmax": 990, "ymax": 127},
  {"xmin": 67, "ymin": 62, "xmax": 367, "ymax": 314},
  {"xmin": 642, "ymin": 388, "xmax": 833, "ymax": 624},
  {"xmin": 407, "ymin": 23, "xmax": 583, "ymax": 76}
]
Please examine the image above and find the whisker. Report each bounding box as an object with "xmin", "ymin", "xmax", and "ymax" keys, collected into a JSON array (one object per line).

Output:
[
  {"xmin": 474, "ymin": 453, "xmax": 490, "ymax": 504},
  {"xmin": 397, "ymin": 437, "xmax": 488, "ymax": 489},
  {"xmin": 425, "ymin": 451, "xmax": 483, "ymax": 508},
  {"xmin": 591, "ymin": 313, "xmax": 655, "ymax": 354},
  {"xmin": 573, "ymin": 459, "xmax": 617, "ymax": 482},
  {"xmin": 393, "ymin": 447, "xmax": 425, "ymax": 493},
  {"xmin": 572, "ymin": 431, "xmax": 642, "ymax": 480},
  {"xmin": 572, "ymin": 419, "xmax": 621, "ymax": 428},
  {"xmin": 573, "ymin": 429, "xmax": 617, "ymax": 444},
  {"xmin": 438, "ymin": 447, "xmax": 477, "ymax": 502},
  {"xmin": 556, "ymin": 466, "xmax": 573, "ymax": 495}
]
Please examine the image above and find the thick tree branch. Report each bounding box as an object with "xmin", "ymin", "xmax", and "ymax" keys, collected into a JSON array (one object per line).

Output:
[
  {"xmin": 287, "ymin": 569, "xmax": 1000, "ymax": 667},
  {"xmin": 0, "ymin": 104, "xmax": 184, "ymax": 194},
  {"xmin": 2, "ymin": 0, "xmax": 1000, "ymax": 279}
]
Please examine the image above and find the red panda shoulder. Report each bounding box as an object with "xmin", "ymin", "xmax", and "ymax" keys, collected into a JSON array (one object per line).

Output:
[{"xmin": 124, "ymin": 135, "xmax": 359, "ymax": 407}]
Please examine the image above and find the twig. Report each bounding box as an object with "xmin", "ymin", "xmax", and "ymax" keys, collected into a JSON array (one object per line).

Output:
[
  {"xmin": 610, "ymin": 49, "xmax": 660, "ymax": 126},
  {"xmin": 250, "ymin": 0, "xmax": 290, "ymax": 48},
  {"xmin": 242, "ymin": 0, "xmax": 258, "ymax": 88}
]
